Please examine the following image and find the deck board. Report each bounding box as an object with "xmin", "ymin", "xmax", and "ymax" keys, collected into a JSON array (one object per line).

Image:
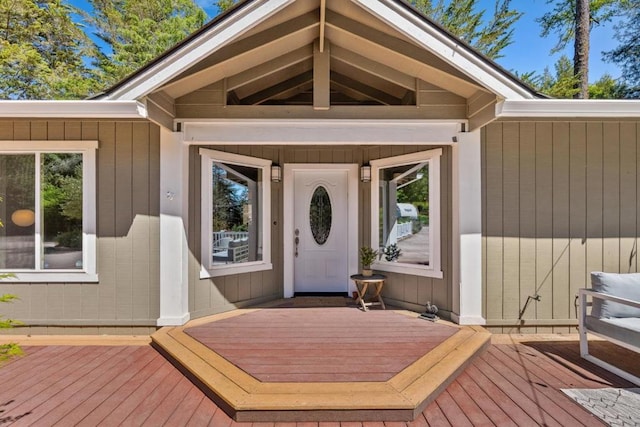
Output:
[
  {"xmin": 0, "ymin": 338, "xmax": 632, "ymax": 425},
  {"xmin": 185, "ymin": 308, "xmax": 458, "ymax": 383}
]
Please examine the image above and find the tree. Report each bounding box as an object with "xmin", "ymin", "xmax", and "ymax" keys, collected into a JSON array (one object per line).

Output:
[
  {"xmin": 537, "ymin": 0, "xmax": 621, "ymax": 99},
  {"xmin": 83, "ymin": 0, "xmax": 207, "ymax": 86},
  {"xmin": 215, "ymin": 0, "xmax": 238, "ymax": 12},
  {"xmin": 604, "ymin": 0, "xmax": 640, "ymax": 98},
  {"xmin": 409, "ymin": 0, "xmax": 522, "ymax": 60},
  {"xmin": 0, "ymin": 0, "xmax": 98, "ymax": 99},
  {"xmin": 520, "ymin": 55, "xmax": 580, "ymax": 98},
  {"xmin": 517, "ymin": 56, "xmax": 626, "ymax": 98}
]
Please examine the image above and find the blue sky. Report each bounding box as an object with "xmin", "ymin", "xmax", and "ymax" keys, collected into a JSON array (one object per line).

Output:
[{"xmin": 73, "ymin": 0, "xmax": 622, "ymax": 82}]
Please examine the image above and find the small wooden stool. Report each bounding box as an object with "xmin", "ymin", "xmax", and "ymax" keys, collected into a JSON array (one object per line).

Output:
[{"xmin": 350, "ymin": 274, "xmax": 387, "ymax": 311}]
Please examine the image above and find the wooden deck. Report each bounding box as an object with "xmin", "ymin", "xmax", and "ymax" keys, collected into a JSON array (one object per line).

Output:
[
  {"xmin": 0, "ymin": 337, "xmax": 636, "ymax": 425},
  {"xmin": 184, "ymin": 308, "xmax": 458, "ymax": 382},
  {"xmin": 153, "ymin": 307, "xmax": 490, "ymax": 422}
]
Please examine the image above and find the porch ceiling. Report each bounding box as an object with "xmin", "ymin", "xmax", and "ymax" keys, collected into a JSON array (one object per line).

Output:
[{"xmin": 155, "ymin": 0, "xmax": 494, "ymax": 111}]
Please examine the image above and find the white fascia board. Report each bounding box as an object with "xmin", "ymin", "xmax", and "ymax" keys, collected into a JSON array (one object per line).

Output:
[
  {"xmin": 106, "ymin": 0, "xmax": 295, "ymax": 100},
  {"xmin": 182, "ymin": 119, "xmax": 463, "ymax": 145},
  {"xmin": 0, "ymin": 100, "xmax": 147, "ymax": 119},
  {"xmin": 353, "ymin": 0, "xmax": 534, "ymax": 100},
  {"xmin": 497, "ymin": 99, "xmax": 640, "ymax": 118}
]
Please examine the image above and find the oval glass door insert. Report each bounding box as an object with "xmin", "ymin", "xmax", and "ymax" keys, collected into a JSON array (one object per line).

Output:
[{"xmin": 310, "ymin": 186, "xmax": 332, "ymax": 245}]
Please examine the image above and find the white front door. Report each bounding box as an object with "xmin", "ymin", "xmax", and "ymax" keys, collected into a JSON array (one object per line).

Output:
[{"xmin": 293, "ymin": 169, "xmax": 349, "ymax": 293}]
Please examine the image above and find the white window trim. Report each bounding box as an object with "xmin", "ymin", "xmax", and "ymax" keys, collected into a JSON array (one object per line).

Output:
[
  {"xmin": 0, "ymin": 140, "xmax": 98, "ymax": 283},
  {"xmin": 370, "ymin": 149, "xmax": 443, "ymax": 279},
  {"xmin": 199, "ymin": 148, "xmax": 272, "ymax": 278}
]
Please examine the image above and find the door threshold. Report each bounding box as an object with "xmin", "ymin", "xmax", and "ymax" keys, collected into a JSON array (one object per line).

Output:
[{"xmin": 294, "ymin": 292, "xmax": 349, "ymax": 297}]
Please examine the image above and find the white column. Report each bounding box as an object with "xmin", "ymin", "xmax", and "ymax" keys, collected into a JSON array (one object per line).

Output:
[
  {"xmin": 452, "ymin": 129, "xmax": 485, "ymax": 325},
  {"xmin": 158, "ymin": 129, "xmax": 190, "ymax": 326}
]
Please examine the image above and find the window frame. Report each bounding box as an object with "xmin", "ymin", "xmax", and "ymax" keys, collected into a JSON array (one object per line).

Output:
[
  {"xmin": 0, "ymin": 140, "xmax": 98, "ymax": 282},
  {"xmin": 199, "ymin": 148, "xmax": 272, "ymax": 278},
  {"xmin": 370, "ymin": 148, "xmax": 443, "ymax": 278}
]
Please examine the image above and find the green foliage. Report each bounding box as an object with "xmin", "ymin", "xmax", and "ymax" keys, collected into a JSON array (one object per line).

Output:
[
  {"xmin": 211, "ymin": 165, "xmax": 247, "ymax": 232},
  {"xmin": 537, "ymin": 0, "xmax": 621, "ymax": 53},
  {"xmin": 604, "ymin": 0, "xmax": 640, "ymax": 98},
  {"xmin": 519, "ymin": 56, "xmax": 627, "ymax": 98},
  {"xmin": 215, "ymin": 0, "xmax": 239, "ymax": 12},
  {"xmin": 84, "ymin": 0, "xmax": 207, "ymax": 86},
  {"xmin": 408, "ymin": 0, "xmax": 522, "ymax": 59},
  {"xmin": 0, "ymin": 0, "xmax": 99, "ymax": 99},
  {"xmin": 359, "ymin": 247, "xmax": 378, "ymax": 268}
]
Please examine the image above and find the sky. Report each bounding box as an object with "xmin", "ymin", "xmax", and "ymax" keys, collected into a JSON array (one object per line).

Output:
[{"xmin": 72, "ymin": 0, "xmax": 623, "ymax": 83}]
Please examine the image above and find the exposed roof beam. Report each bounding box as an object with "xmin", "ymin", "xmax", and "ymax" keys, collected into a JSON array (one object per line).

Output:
[
  {"xmin": 325, "ymin": 10, "xmax": 481, "ymax": 98},
  {"xmin": 331, "ymin": 45, "xmax": 415, "ymax": 90},
  {"xmin": 226, "ymin": 45, "xmax": 313, "ymax": 91},
  {"xmin": 269, "ymin": 82, "xmax": 313, "ymax": 101},
  {"xmin": 162, "ymin": 12, "xmax": 318, "ymax": 98},
  {"xmin": 233, "ymin": 59, "xmax": 313, "ymax": 98},
  {"xmin": 314, "ymin": 39, "xmax": 330, "ymax": 110},
  {"xmin": 241, "ymin": 71, "xmax": 314, "ymax": 105},
  {"xmin": 331, "ymin": 72, "xmax": 401, "ymax": 105},
  {"xmin": 319, "ymin": 0, "xmax": 327, "ymax": 52}
]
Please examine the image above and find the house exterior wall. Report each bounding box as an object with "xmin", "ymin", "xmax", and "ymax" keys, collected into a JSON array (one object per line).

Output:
[
  {"xmin": 482, "ymin": 120, "xmax": 640, "ymax": 333},
  {"xmin": 0, "ymin": 120, "xmax": 160, "ymax": 334},
  {"xmin": 187, "ymin": 144, "xmax": 453, "ymax": 319}
]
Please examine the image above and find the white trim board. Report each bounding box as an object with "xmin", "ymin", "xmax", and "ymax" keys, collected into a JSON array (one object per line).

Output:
[
  {"xmin": 496, "ymin": 99, "xmax": 640, "ymax": 118},
  {"xmin": 0, "ymin": 101, "xmax": 147, "ymax": 119},
  {"xmin": 182, "ymin": 120, "xmax": 463, "ymax": 145}
]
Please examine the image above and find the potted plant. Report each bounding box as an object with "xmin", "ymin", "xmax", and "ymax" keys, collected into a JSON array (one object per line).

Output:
[
  {"xmin": 359, "ymin": 246, "xmax": 378, "ymax": 277},
  {"xmin": 383, "ymin": 243, "xmax": 401, "ymax": 262}
]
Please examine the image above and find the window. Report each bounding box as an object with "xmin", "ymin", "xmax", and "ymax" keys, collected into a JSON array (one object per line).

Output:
[
  {"xmin": 200, "ymin": 149, "xmax": 272, "ymax": 277},
  {"xmin": 0, "ymin": 141, "xmax": 97, "ymax": 282},
  {"xmin": 370, "ymin": 149, "xmax": 442, "ymax": 278}
]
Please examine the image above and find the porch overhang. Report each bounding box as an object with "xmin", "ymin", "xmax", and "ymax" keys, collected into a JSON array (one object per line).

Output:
[{"xmin": 181, "ymin": 119, "xmax": 464, "ymax": 145}]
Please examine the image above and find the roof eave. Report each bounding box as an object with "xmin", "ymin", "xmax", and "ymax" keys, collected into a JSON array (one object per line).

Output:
[
  {"xmin": 0, "ymin": 100, "xmax": 148, "ymax": 119},
  {"xmin": 496, "ymin": 99, "xmax": 640, "ymax": 118}
]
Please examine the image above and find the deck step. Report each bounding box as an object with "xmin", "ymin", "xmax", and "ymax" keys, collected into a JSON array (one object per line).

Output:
[{"xmin": 151, "ymin": 308, "xmax": 490, "ymax": 422}]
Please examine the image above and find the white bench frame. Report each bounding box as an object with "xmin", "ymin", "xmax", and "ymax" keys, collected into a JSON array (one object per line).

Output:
[{"xmin": 578, "ymin": 288, "xmax": 640, "ymax": 386}]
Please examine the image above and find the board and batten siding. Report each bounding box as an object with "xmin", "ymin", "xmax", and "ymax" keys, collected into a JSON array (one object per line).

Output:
[
  {"xmin": 0, "ymin": 120, "xmax": 160, "ymax": 335},
  {"xmin": 482, "ymin": 121, "xmax": 640, "ymax": 333},
  {"xmin": 188, "ymin": 145, "xmax": 452, "ymax": 319}
]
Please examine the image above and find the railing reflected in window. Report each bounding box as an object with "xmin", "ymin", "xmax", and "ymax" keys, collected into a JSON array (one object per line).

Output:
[{"xmin": 378, "ymin": 161, "xmax": 430, "ymax": 266}]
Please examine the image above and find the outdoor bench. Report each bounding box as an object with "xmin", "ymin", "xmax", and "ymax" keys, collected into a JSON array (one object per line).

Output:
[{"xmin": 578, "ymin": 271, "xmax": 640, "ymax": 386}]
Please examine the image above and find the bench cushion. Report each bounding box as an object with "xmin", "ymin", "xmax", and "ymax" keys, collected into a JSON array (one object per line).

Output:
[
  {"xmin": 591, "ymin": 272, "xmax": 640, "ymax": 318},
  {"xmin": 585, "ymin": 315, "xmax": 640, "ymax": 347}
]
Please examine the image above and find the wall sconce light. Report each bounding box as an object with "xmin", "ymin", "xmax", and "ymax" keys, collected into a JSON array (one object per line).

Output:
[
  {"xmin": 271, "ymin": 165, "xmax": 282, "ymax": 182},
  {"xmin": 360, "ymin": 165, "xmax": 371, "ymax": 182},
  {"xmin": 11, "ymin": 209, "xmax": 35, "ymax": 227}
]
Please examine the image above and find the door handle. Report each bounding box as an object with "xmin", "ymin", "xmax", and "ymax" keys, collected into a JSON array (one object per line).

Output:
[{"xmin": 295, "ymin": 229, "xmax": 299, "ymax": 257}]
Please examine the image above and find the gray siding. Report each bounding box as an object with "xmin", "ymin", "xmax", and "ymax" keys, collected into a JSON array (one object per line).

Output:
[
  {"xmin": 482, "ymin": 121, "xmax": 640, "ymax": 333},
  {"xmin": 189, "ymin": 145, "xmax": 453, "ymax": 319},
  {"xmin": 0, "ymin": 120, "xmax": 160, "ymax": 334}
]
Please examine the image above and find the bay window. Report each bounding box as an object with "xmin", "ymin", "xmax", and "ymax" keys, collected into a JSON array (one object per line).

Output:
[
  {"xmin": 370, "ymin": 149, "xmax": 442, "ymax": 278},
  {"xmin": 200, "ymin": 149, "xmax": 272, "ymax": 277}
]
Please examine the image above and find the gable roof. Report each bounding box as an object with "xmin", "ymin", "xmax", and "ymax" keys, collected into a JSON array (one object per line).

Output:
[{"xmin": 97, "ymin": 0, "xmax": 542, "ymax": 102}]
